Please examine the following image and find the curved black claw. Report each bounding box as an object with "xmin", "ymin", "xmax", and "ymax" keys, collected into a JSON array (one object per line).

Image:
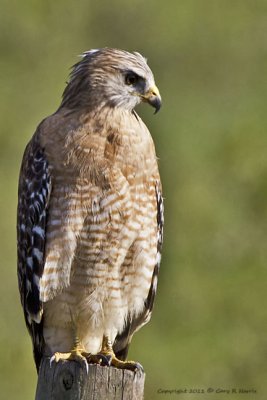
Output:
[
  {"xmin": 87, "ymin": 352, "xmax": 113, "ymax": 367},
  {"xmin": 99, "ymin": 353, "xmax": 113, "ymax": 366},
  {"xmin": 132, "ymin": 362, "xmax": 144, "ymax": 373},
  {"xmin": 86, "ymin": 353, "xmax": 102, "ymax": 365}
]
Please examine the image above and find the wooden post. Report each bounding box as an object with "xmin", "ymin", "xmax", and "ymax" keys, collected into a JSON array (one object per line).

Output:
[{"xmin": 35, "ymin": 358, "xmax": 145, "ymax": 400}]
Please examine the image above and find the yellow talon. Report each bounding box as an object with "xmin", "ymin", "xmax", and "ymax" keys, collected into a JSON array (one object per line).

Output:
[
  {"xmin": 50, "ymin": 345, "xmax": 90, "ymax": 373},
  {"xmin": 88, "ymin": 335, "xmax": 144, "ymax": 372}
]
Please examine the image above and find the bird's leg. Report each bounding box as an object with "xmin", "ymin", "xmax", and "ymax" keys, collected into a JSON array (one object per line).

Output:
[
  {"xmin": 50, "ymin": 336, "xmax": 91, "ymax": 373},
  {"xmin": 87, "ymin": 335, "xmax": 143, "ymax": 372}
]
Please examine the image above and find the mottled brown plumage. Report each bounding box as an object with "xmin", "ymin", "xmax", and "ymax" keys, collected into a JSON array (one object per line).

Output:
[{"xmin": 17, "ymin": 48, "xmax": 163, "ymax": 371}]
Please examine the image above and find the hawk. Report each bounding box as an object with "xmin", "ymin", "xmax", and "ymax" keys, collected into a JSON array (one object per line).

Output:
[{"xmin": 17, "ymin": 48, "xmax": 163, "ymax": 372}]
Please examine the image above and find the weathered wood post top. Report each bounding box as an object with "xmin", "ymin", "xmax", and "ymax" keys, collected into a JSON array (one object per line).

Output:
[{"xmin": 35, "ymin": 358, "xmax": 145, "ymax": 400}]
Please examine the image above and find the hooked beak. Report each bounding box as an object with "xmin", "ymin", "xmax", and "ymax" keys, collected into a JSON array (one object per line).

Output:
[{"xmin": 141, "ymin": 85, "xmax": 162, "ymax": 113}]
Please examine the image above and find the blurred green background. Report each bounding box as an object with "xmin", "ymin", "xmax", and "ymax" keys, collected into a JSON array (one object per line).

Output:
[{"xmin": 1, "ymin": 1, "xmax": 267, "ymax": 399}]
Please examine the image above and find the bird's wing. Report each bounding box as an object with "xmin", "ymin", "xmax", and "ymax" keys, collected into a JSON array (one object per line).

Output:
[
  {"xmin": 17, "ymin": 134, "xmax": 52, "ymax": 370},
  {"xmin": 114, "ymin": 181, "xmax": 164, "ymax": 360}
]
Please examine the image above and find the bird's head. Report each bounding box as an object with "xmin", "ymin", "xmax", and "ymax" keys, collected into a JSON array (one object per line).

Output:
[{"xmin": 61, "ymin": 48, "xmax": 161, "ymax": 113}]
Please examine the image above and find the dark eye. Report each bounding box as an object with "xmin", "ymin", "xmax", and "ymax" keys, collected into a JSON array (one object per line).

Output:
[{"xmin": 125, "ymin": 72, "xmax": 139, "ymax": 86}]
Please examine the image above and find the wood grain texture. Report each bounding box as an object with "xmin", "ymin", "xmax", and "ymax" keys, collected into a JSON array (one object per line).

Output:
[{"xmin": 35, "ymin": 358, "xmax": 145, "ymax": 400}]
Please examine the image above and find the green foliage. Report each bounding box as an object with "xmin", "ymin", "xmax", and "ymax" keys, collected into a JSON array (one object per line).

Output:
[{"xmin": 1, "ymin": 1, "xmax": 267, "ymax": 399}]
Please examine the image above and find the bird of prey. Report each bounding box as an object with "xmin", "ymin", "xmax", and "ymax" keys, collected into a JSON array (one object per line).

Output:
[{"xmin": 17, "ymin": 48, "xmax": 163, "ymax": 372}]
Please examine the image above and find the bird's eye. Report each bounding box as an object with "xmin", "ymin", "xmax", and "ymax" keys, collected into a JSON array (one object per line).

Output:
[{"xmin": 125, "ymin": 72, "xmax": 139, "ymax": 86}]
